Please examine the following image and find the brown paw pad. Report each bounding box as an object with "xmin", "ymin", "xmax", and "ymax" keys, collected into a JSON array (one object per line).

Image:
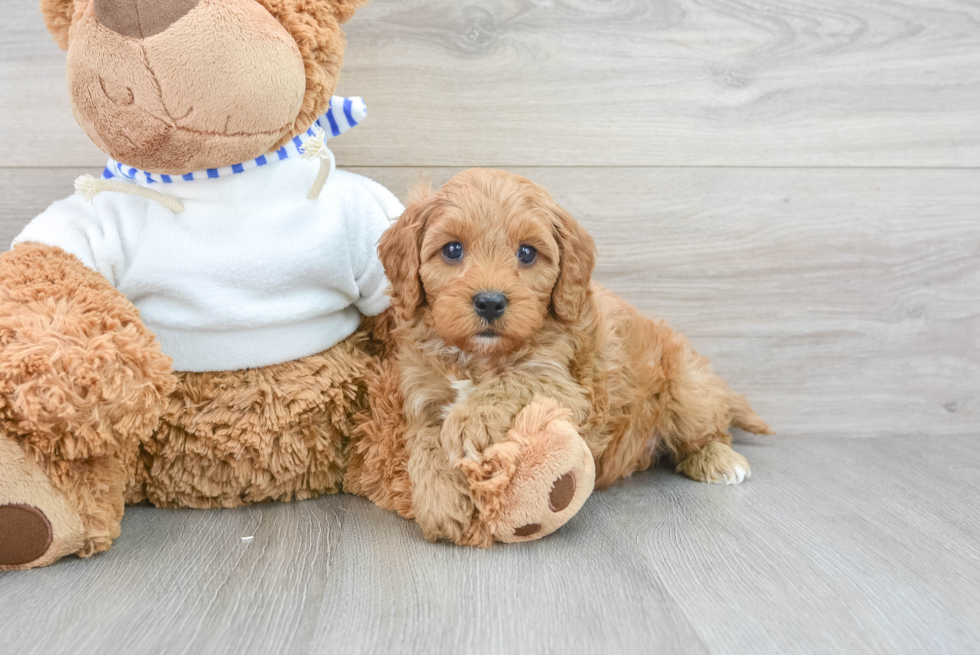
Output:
[
  {"xmin": 0, "ymin": 504, "xmax": 53, "ymax": 566},
  {"xmin": 513, "ymin": 523, "xmax": 541, "ymax": 537},
  {"xmin": 549, "ymin": 472, "xmax": 576, "ymax": 512}
]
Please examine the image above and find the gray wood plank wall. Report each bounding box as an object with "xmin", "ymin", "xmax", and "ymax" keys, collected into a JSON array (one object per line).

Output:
[{"xmin": 0, "ymin": 0, "xmax": 977, "ymax": 439}]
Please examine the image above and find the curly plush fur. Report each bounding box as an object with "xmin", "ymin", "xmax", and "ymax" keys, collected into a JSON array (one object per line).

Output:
[
  {"xmin": 0, "ymin": 242, "xmax": 398, "ymax": 566},
  {"xmin": 378, "ymin": 169, "xmax": 772, "ymax": 544},
  {"xmin": 344, "ymin": 357, "xmax": 414, "ymax": 519},
  {"xmin": 136, "ymin": 333, "xmax": 376, "ymax": 509},
  {"xmin": 1, "ymin": 0, "xmax": 406, "ymax": 570},
  {"xmin": 0, "ymin": 243, "xmax": 175, "ymax": 557}
]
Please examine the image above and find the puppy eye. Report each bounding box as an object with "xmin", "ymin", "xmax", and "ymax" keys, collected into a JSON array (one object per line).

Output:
[
  {"xmin": 442, "ymin": 241, "xmax": 464, "ymax": 262},
  {"xmin": 517, "ymin": 244, "xmax": 537, "ymax": 266}
]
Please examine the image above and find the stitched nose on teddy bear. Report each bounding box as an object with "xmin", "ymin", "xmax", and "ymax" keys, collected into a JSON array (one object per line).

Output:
[{"xmin": 95, "ymin": 0, "xmax": 200, "ymax": 39}]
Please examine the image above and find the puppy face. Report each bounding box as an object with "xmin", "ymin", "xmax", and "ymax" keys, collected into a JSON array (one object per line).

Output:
[
  {"xmin": 418, "ymin": 179, "xmax": 561, "ymax": 354},
  {"xmin": 380, "ymin": 169, "xmax": 596, "ymax": 355}
]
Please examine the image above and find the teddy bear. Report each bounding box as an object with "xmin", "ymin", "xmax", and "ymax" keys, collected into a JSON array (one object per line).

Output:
[{"xmin": 0, "ymin": 0, "xmax": 596, "ymax": 570}]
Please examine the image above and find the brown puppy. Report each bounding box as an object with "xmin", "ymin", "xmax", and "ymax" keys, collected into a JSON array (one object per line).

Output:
[{"xmin": 379, "ymin": 169, "xmax": 772, "ymax": 544}]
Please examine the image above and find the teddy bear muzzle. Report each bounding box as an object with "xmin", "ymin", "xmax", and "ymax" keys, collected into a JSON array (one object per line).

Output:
[{"xmin": 65, "ymin": 0, "xmax": 307, "ymax": 175}]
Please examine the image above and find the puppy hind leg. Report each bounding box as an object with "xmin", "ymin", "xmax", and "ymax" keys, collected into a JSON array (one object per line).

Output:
[
  {"xmin": 668, "ymin": 387, "xmax": 754, "ymax": 485},
  {"xmin": 660, "ymin": 346, "xmax": 755, "ymax": 485},
  {"xmin": 675, "ymin": 439, "xmax": 751, "ymax": 485}
]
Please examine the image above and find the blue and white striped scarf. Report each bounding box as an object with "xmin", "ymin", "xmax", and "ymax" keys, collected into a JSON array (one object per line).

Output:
[{"xmin": 102, "ymin": 96, "xmax": 366, "ymax": 184}]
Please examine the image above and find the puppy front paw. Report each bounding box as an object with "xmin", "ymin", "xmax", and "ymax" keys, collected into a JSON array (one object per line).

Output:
[
  {"xmin": 410, "ymin": 466, "xmax": 478, "ymax": 545},
  {"xmin": 440, "ymin": 404, "xmax": 510, "ymax": 463},
  {"xmin": 676, "ymin": 441, "xmax": 752, "ymax": 485}
]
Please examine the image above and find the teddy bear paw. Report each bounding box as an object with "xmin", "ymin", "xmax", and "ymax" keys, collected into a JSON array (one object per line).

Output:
[
  {"xmin": 460, "ymin": 397, "xmax": 595, "ymax": 544},
  {"xmin": 506, "ymin": 468, "xmax": 586, "ymax": 541},
  {"xmin": 0, "ymin": 438, "xmax": 85, "ymax": 570}
]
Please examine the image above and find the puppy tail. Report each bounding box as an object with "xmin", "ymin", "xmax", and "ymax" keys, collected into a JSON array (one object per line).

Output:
[{"xmin": 729, "ymin": 392, "xmax": 774, "ymax": 435}]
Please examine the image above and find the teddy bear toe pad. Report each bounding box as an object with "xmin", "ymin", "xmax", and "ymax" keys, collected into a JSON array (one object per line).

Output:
[
  {"xmin": 548, "ymin": 472, "xmax": 576, "ymax": 512},
  {"xmin": 0, "ymin": 504, "xmax": 53, "ymax": 566},
  {"xmin": 0, "ymin": 439, "xmax": 86, "ymax": 570},
  {"xmin": 513, "ymin": 522, "xmax": 541, "ymax": 537},
  {"xmin": 512, "ymin": 471, "xmax": 578, "ymax": 538}
]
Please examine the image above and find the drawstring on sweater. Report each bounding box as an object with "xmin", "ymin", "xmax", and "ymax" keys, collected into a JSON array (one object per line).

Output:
[
  {"xmin": 74, "ymin": 128, "xmax": 335, "ymax": 212},
  {"xmin": 300, "ymin": 125, "xmax": 336, "ymax": 200},
  {"xmin": 75, "ymin": 175, "xmax": 186, "ymax": 213},
  {"xmin": 73, "ymin": 95, "xmax": 361, "ymax": 212}
]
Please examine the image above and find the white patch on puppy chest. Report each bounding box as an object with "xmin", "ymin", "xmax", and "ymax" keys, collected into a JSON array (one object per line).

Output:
[
  {"xmin": 451, "ymin": 378, "xmax": 476, "ymax": 402},
  {"xmin": 440, "ymin": 378, "xmax": 476, "ymax": 419}
]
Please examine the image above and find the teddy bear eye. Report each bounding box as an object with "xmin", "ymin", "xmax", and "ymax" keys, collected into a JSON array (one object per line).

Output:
[
  {"xmin": 517, "ymin": 244, "xmax": 537, "ymax": 266},
  {"xmin": 442, "ymin": 242, "xmax": 464, "ymax": 262}
]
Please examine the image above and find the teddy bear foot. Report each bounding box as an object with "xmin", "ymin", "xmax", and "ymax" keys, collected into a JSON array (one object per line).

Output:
[
  {"xmin": 0, "ymin": 438, "xmax": 85, "ymax": 570},
  {"xmin": 460, "ymin": 397, "xmax": 595, "ymax": 544}
]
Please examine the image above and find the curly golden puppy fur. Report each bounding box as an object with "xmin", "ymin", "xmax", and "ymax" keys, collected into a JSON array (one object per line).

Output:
[{"xmin": 379, "ymin": 169, "xmax": 772, "ymax": 544}]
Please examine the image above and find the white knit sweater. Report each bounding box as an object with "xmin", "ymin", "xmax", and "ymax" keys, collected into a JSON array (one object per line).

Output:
[{"xmin": 13, "ymin": 102, "xmax": 402, "ymax": 372}]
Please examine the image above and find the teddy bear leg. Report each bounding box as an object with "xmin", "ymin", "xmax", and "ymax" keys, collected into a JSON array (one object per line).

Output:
[
  {"xmin": 0, "ymin": 436, "xmax": 85, "ymax": 569},
  {"xmin": 0, "ymin": 432, "xmax": 144, "ymax": 570},
  {"xmin": 460, "ymin": 397, "xmax": 596, "ymax": 545},
  {"xmin": 140, "ymin": 334, "xmax": 377, "ymax": 509},
  {"xmin": 0, "ymin": 244, "xmax": 175, "ymax": 569}
]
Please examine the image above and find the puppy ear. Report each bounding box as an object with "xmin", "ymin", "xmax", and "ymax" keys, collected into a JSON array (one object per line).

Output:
[
  {"xmin": 378, "ymin": 188, "xmax": 435, "ymax": 324},
  {"xmin": 41, "ymin": 0, "xmax": 78, "ymax": 50},
  {"xmin": 327, "ymin": 0, "xmax": 370, "ymax": 24},
  {"xmin": 550, "ymin": 203, "xmax": 597, "ymax": 322}
]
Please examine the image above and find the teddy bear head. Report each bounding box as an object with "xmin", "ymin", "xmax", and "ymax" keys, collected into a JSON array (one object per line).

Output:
[{"xmin": 41, "ymin": 0, "xmax": 367, "ymax": 175}]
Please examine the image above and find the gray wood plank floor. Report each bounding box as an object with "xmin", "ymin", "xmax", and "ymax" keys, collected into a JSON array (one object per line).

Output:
[
  {"xmin": 2, "ymin": 436, "xmax": 980, "ymax": 655},
  {"xmin": 1, "ymin": 0, "xmax": 978, "ymax": 653}
]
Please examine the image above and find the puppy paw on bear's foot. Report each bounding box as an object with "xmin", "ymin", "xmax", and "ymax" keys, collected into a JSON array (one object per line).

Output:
[{"xmin": 460, "ymin": 397, "xmax": 595, "ymax": 544}]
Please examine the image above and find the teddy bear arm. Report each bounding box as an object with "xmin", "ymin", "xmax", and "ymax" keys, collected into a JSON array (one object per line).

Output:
[
  {"xmin": 0, "ymin": 243, "xmax": 175, "ymax": 568},
  {"xmin": 460, "ymin": 397, "xmax": 596, "ymax": 544}
]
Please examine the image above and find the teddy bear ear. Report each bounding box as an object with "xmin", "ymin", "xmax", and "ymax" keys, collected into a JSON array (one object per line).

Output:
[
  {"xmin": 327, "ymin": 0, "xmax": 371, "ymax": 24},
  {"xmin": 41, "ymin": 0, "xmax": 78, "ymax": 51}
]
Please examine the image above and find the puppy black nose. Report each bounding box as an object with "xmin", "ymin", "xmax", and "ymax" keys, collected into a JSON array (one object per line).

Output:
[{"xmin": 473, "ymin": 292, "xmax": 507, "ymax": 322}]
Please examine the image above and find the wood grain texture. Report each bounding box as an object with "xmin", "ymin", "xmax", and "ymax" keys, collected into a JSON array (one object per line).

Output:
[
  {"xmin": 2, "ymin": 436, "xmax": 980, "ymax": 655},
  {"xmin": 3, "ymin": 0, "xmax": 980, "ymax": 167},
  {"xmin": 4, "ymin": 166, "xmax": 977, "ymax": 438},
  {"xmin": 0, "ymin": 497, "xmax": 349, "ymax": 654},
  {"xmin": 1, "ymin": 2, "xmax": 979, "ymax": 652}
]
